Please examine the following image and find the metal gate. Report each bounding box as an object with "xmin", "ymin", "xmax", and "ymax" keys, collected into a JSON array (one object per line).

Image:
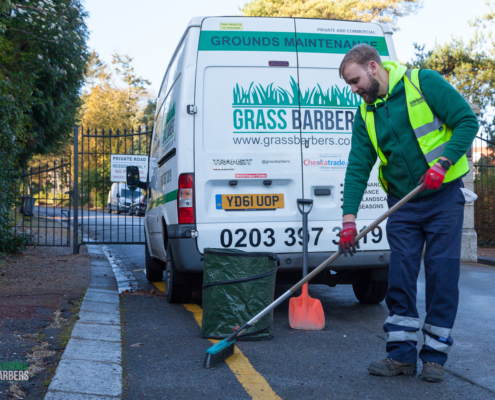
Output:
[
  {"xmin": 473, "ymin": 133, "xmax": 495, "ymax": 245},
  {"xmin": 73, "ymin": 125, "xmax": 152, "ymax": 252},
  {"xmin": 12, "ymin": 158, "xmax": 72, "ymax": 246}
]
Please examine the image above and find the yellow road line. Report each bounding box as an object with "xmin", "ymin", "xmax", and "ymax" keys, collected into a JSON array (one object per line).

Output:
[
  {"xmin": 152, "ymin": 281, "xmax": 166, "ymax": 292},
  {"xmin": 152, "ymin": 282, "xmax": 281, "ymax": 400}
]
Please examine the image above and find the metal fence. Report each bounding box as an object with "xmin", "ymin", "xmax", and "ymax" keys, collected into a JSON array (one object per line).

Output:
[
  {"xmin": 12, "ymin": 158, "xmax": 72, "ymax": 246},
  {"xmin": 473, "ymin": 134, "xmax": 495, "ymax": 245},
  {"xmin": 74, "ymin": 125, "xmax": 152, "ymax": 252}
]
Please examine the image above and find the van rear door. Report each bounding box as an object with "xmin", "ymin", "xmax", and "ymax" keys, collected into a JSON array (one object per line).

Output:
[
  {"xmin": 195, "ymin": 17, "xmax": 305, "ymax": 253},
  {"xmin": 294, "ymin": 19, "xmax": 393, "ymax": 253}
]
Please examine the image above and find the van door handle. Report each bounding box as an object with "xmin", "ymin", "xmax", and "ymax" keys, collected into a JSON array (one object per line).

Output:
[{"xmin": 314, "ymin": 189, "xmax": 331, "ymax": 196}]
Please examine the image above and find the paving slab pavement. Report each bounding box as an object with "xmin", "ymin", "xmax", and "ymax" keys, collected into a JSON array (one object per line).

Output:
[{"xmin": 45, "ymin": 245, "xmax": 124, "ymax": 399}]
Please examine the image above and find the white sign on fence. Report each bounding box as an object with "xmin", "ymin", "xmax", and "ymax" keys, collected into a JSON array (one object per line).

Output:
[{"xmin": 110, "ymin": 154, "xmax": 148, "ymax": 183}]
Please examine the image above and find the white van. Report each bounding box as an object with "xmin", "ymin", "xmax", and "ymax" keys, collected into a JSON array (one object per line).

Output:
[
  {"xmin": 107, "ymin": 182, "xmax": 142, "ymax": 214},
  {"xmin": 137, "ymin": 16, "xmax": 396, "ymax": 304}
]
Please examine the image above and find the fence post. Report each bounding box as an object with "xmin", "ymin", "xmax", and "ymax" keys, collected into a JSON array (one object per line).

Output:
[
  {"xmin": 461, "ymin": 102, "xmax": 479, "ymax": 262},
  {"xmin": 73, "ymin": 125, "xmax": 79, "ymax": 254}
]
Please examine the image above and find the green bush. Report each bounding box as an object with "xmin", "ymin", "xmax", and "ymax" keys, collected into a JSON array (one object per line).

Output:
[
  {"xmin": 0, "ymin": 0, "xmax": 88, "ymax": 254},
  {"xmin": 0, "ymin": 232, "xmax": 36, "ymax": 255}
]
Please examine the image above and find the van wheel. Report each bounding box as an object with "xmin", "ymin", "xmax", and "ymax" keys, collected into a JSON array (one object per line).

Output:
[
  {"xmin": 165, "ymin": 245, "xmax": 192, "ymax": 304},
  {"xmin": 107, "ymin": 204, "xmax": 112, "ymax": 213},
  {"xmin": 352, "ymin": 270, "xmax": 388, "ymax": 304},
  {"xmin": 117, "ymin": 206, "xmax": 121, "ymax": 215},
  {"xmin": 144, "ymin": 236, "xmax": 165, "ymax": 282}
]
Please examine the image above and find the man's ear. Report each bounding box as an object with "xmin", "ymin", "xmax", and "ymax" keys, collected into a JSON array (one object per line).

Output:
[{"xmin": 368, "ymin": 60, "xmax": 378, "ymax": 76}]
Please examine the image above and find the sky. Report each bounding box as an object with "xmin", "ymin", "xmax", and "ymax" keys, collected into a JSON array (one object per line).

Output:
[{"xmin": 84, "ymin": 0, "xmax": 489, "ymax": 95}]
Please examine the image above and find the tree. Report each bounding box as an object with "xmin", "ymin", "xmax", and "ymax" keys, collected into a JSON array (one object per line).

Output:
[
  {"xmin": 80, "ymin": 51, "xmax": 153, "ymax": 130},
  {"xmin": 136, "ymin": 98, "xmax": 157, "ymax": 129},
  {"xmin": 2, "ymin": 0, "xmax": 89, "ymax": 165},
  {"xmin": 241, "ymin": 0, "xmax": 422, "ymax": 31},
  {"xmin": 406, "ymin": 2, "xmax": 495, "ymax": 142},
  {"xmin": 0, "ymin": 0, "xmax": 88, "ymax": 253},
  {"xmin": 80, "ymin": 52, "xmax": 129, "ymax": 130},
  {"xmin": 112, "ymin": 53, "xmax": 151, "ymax": 124}
]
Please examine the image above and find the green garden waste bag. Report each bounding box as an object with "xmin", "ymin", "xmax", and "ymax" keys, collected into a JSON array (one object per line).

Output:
[{"xmin": 201, "ymin": 248, "xmax": 278, "ymax": 341}]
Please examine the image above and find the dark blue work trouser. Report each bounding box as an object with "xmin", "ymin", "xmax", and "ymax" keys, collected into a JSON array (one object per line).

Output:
[{"xmin": 383, "ymin": 180, "xmax": 465, "ymax": 366}]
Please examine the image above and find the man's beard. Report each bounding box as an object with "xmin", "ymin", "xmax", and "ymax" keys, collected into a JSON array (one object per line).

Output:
[{"xmin": 361, "ymin": 72, "xmax": 380, "ymax": 104}]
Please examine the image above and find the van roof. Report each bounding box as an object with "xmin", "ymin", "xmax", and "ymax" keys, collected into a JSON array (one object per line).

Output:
[{"xmin": 188, "ymin": 16, "xmax": 392, "ymax": 34}]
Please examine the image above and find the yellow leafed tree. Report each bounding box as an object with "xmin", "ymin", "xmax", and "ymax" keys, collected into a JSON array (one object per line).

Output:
[
  {"xmin": 241, "ymin": 0, "xmax": 422, "ymax": 31},
  {"xmin": 80, "ymin": 50, "xmax": 154, "ymax": 131}
]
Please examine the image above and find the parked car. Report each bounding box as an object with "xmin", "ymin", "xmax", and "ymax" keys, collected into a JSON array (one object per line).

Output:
[
  {"xmin": 130, "ymin": 195, "xmax": 147, "ymax": 216},
  {"xmin": 107, "ymin": 183, "xmax": 142, "ymax": 214},
  {"xmin": 128, "ymin": 16, "xmax": 396, "ymax": 304}
]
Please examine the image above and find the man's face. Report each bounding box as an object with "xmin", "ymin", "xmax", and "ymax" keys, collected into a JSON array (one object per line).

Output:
[{"xmin": 342, "ymin": 62, "xmax": 380, "ymax": 104}]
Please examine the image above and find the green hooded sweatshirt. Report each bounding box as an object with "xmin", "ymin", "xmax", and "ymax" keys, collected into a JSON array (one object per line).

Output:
[{"xmin": 342, "ymin": 61, "xmax": 479, "ymax": 217}]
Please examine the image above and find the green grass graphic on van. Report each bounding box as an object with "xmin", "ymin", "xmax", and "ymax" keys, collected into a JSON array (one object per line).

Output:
[
  {"xmin": 163, "ymin": 102, "xmax": 176, "ymax": 145},
  {"xmin": 232, "ymin": 77, "xmax": 362, "ymax": 107},
  {"xmin": 165, "ymin": 102, "xmax": 176, "ymax": 124}
]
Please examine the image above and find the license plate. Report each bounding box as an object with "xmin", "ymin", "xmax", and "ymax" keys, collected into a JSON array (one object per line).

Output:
[{"xmin": 216, "ymin": 194, "xmax": 284, "ymax": 210}]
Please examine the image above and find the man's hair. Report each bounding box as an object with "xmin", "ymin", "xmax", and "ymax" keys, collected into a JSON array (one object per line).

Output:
[{"xmin": 339, "ymin": 44, "xmax": 383, "ymax": 78}]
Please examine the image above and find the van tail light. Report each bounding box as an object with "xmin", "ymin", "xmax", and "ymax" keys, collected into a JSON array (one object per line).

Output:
[{"xmin": 178, "ymin": 173, "xmax": 195, "ymax": 224}]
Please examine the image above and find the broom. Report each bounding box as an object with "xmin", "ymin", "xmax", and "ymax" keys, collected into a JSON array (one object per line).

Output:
[{"xmin": 204, "ymin": 185, "xmax": 422, "ymax": 369}]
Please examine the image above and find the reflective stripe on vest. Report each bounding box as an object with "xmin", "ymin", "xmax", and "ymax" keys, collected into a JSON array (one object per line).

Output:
[{"xmin": 360, "ymin": 69, "xmax": 469, "ymax": 194}]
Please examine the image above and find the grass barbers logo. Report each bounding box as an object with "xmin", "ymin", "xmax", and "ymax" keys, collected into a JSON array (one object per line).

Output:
[
  {"xmin": 232, "ymin": 77, "xmax": 362, "ymax": 133},
  {"xmin": 0, "ymin": 360, "xmax": 29, "ymax": 381}
]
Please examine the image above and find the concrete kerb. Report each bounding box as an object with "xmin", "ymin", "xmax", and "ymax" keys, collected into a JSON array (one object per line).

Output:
[
  {"xmin": 45, "ymin": 245, "xmax": 128, "ymax": 399},
  {"xmin": 477, "ymin": 256, "xmax": 495, "ymax": 267}
]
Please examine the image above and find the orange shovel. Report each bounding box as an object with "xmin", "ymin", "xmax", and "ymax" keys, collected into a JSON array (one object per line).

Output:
[{"xmin": 289, "ymin": 199, "xmax": 325, "ymax": 331}]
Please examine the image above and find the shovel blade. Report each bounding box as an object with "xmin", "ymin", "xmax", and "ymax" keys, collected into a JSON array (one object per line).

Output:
[{"xmin": 289, "ymin": 285, "xmax": 325, "ymax": 331}]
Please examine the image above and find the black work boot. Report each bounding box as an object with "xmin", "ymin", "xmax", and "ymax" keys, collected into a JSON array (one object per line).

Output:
[
  {"xmin": 421, "ymin": 361, "xmax": 444, "ymax": 382},
  {"xmin": 368, "ymin": 358, "xmax": 417, "ymax": 377}
]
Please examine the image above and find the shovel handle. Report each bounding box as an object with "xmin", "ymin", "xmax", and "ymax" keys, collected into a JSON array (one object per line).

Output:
[{"xmin": 297, "ymin": 198, "xmax": 313, "ymax": 215}]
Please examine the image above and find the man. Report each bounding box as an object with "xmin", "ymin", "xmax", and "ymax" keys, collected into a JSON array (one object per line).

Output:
[{"xmin": 337, "ymin": 44, "xmax": 478, "ymax": 382}]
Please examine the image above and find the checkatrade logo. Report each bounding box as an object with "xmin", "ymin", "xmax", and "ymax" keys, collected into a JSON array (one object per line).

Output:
[{"xmin": 304, "ymin": 159, "xmax": 349, "ymax": 167}]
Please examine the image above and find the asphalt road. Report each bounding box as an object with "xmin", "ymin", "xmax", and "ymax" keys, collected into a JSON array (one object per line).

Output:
[
  {"xmin": 110, "ymin": 244, "xmax": 495, "ymax": 400},
  {"xmin": 29, "ymin": 206, "xmax": 146, "ymax": 244}
]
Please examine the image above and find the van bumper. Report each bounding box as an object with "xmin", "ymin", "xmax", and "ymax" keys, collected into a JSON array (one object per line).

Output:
[
  {"xmin": 275, "ymin": 250, "xmax": 390, "ymax": 271},
  {"xmin": 168, "ymin": 237, "xmax": 390, "ymax": 273}
]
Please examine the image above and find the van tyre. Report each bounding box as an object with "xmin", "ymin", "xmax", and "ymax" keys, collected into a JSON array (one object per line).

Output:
[
  {"xmin": 107, "ymin": 204, "xmax": 111, "ymax": 213},
  {"xmin": 165, "ymin": 245, "xmax": 192, "ymax": 304},
  {"xmin": 352, "ymin": 271, "xmax": 388, "ymax": 304},
  {"xmin": 144, "ymin": 237, "xmax": 165, "ymax": 282}
]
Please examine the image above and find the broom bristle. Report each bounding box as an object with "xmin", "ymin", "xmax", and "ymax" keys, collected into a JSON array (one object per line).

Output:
[{"xmin": 203, "ymin": 339, "xmax": 236, "ymax": 369}]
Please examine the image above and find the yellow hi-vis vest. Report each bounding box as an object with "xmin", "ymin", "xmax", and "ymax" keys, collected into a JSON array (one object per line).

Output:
[{"xmin": 360, "ymin": 69, "xmax": 469, "ymax": 194}]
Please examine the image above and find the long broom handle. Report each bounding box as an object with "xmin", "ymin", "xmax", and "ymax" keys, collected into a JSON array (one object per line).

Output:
[
  {"xmin": 289, "ymin": 184, "xmax": 422, "ymax": 293},
  {"xmin": 229, "ymin": 185, "xmax": 422, "ymax": 341}
]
